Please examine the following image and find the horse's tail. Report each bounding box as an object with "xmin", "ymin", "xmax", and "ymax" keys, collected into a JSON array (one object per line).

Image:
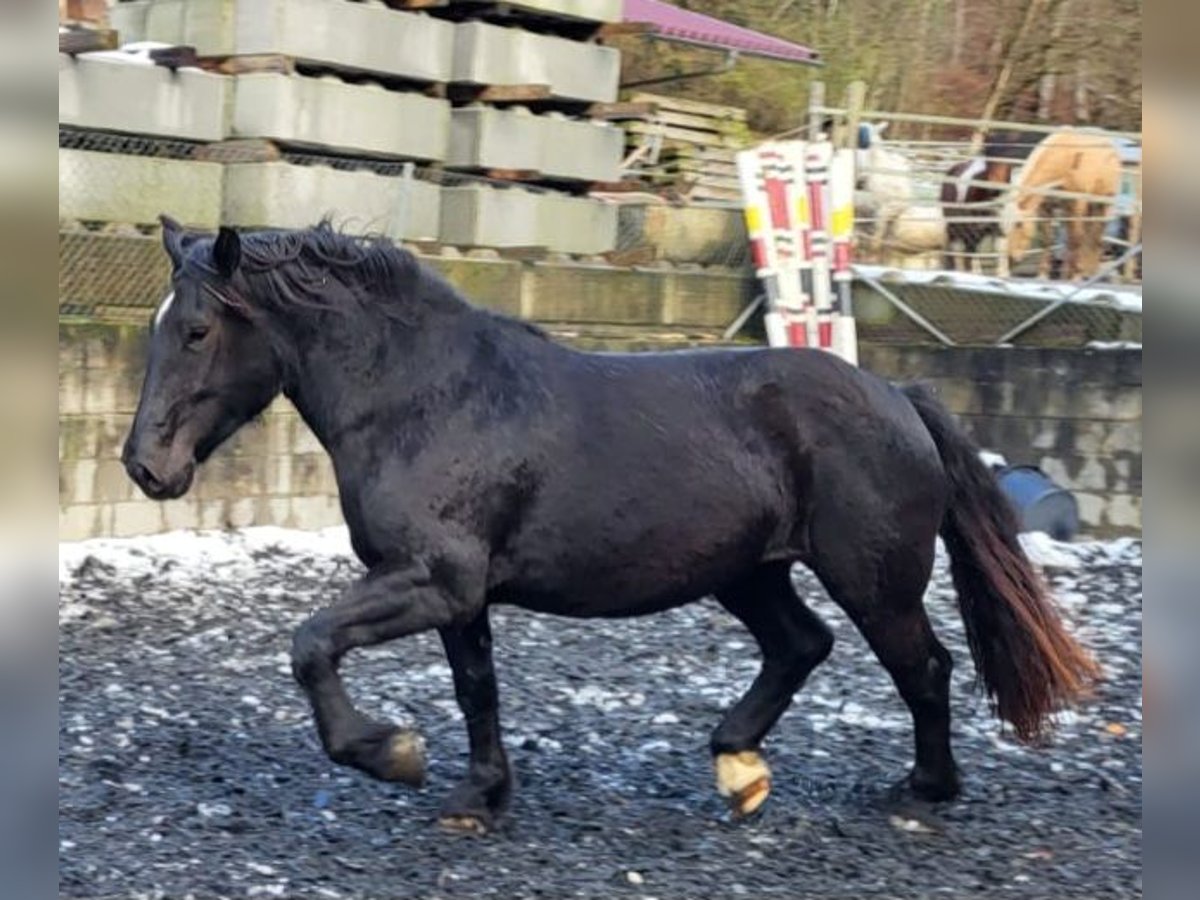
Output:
[{"xmin": 901, "ymin": 382, "xmax": 1100, "ymax": 743}]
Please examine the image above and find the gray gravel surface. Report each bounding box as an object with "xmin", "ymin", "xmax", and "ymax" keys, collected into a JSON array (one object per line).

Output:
[{"xmin": 59, "ymin": 529, "xmax": 1142, "ymax": 899}]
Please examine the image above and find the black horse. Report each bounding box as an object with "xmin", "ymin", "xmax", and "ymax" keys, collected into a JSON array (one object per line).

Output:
[{"xmin": 124, "ymin": 219, "xmax": 1098, "ymax": 833}]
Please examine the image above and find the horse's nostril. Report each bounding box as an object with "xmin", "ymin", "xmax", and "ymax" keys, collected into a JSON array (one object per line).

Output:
[{"xmin": 127, "ymin": 460, "xmax": 163, "ymax": 492}]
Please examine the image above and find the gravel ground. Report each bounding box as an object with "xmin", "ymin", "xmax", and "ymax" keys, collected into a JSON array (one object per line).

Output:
[{"xmin": 59, "ymin": 528, "xmax": 1142, "ymax": 899}]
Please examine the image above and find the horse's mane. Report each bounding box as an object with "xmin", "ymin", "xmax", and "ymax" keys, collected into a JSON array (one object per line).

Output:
[{"xmin": 193, "ymin": 220, "xmax": 548, "ymax": 340}]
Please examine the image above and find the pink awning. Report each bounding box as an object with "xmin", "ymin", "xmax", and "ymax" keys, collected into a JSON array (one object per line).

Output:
[{"xmin": 623, "ymin": 0, "xmax": 820, "ymax": 65}]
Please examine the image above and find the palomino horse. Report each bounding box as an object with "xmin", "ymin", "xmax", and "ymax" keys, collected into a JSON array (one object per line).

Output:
[
  {"xmin": 123, "ymin": 219, "xmax": 1098, "ymax": 833},
  {"xmin": 1001, "ymin": 131, "xmax": 1121, "ymax": 279}
]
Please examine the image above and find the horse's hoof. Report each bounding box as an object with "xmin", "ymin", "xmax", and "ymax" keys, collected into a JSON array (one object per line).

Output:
[
  {"xmin": 714, "ymin": 750, "xmax": 771, "ymax": 818},
  {"xmin": 905, "ymin": 766, "xmax": 961, "ymax": 803},
  {"xmin": 380, "ymin": 729, "xmax": 426, "ymax": 787},
  {"xmin": 437, "ymin": 814, "xmax": 490, "ymax": 835}
]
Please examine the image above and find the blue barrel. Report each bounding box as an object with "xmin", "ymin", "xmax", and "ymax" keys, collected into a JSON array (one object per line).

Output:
[{"xmin": 996, "ymin": 465, "xmax": 1080, "ymax": 541}]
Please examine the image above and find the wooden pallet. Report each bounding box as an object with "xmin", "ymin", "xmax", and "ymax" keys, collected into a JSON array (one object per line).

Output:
[{"xmin": 627, "ymin": 92, "xmax": 747, "ymax": 122}]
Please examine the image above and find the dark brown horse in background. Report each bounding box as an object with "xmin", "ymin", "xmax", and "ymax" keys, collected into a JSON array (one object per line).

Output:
[
  {"xmin": 122, "ymin": 219, "xmax": 1099, "ymax": 833},
  {"xmin": 941, "ymin": 131, "xmax": 1041, "ymax": 272}
]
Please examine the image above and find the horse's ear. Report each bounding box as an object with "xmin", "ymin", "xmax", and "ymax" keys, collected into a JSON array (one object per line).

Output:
[
  {"xmin": 213, "ymin": 227, "xmax": 242, "ymax": 279},
  {"xmin": 160, "ymin": 214, "xmax": 185, "ymax": 267}
]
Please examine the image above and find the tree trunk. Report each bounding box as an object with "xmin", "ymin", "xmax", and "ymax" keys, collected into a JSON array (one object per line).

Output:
[{"xmin": 972, "ymin": 0, "xmax": 1048, "ymax": 151}]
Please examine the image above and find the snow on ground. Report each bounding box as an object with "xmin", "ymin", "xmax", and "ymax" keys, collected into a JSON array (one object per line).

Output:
[{"xmin": 59, "ymin": 527, "xmax": 1141, "ymax": 898}]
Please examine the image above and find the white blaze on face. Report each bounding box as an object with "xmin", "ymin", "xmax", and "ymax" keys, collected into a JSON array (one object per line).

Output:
[{"xmin": 153, "ymin": 291, "xmax": 175, "ymax": 329}]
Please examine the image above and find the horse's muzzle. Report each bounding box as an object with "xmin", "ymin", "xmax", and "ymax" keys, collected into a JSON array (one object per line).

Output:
[{"xmin": 122, "ymin": 452, "xmax": 195, "ymax": 501}]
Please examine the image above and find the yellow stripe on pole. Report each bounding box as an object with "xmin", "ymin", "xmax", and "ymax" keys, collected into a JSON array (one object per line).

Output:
[
  {"xmin": 744, "ymin": 206, "xmax": 763, "ymax": 234},
  {"xmin": 795, "ymin": 196, "xmax": 809, "ymax": 227},
  {"xmin": 831, "ymin": 207, "xmax": 852, "ymax": 237}
]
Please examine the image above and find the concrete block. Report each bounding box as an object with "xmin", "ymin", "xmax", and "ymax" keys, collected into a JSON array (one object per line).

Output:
[
  {"xmin": 448, "ymin": 0, "xmax": 621, "ymax": 22},
  {"xmin": 59, "ymin": 52, "xmax": 227, "ymax": 142},
  {"xmin": 161, "ymin": 498, "xmax": 201, "ymax": 532},
  {"xmin": 60, "ymin": 504, "xmax": 104, "ymax": 543},
  {"xmin": 109, "ymin": 1, "xmax": 150, "ymax": 42},
  {"xmin": 440, "ymin": 185, "xmax": 615, "ymax": 254},
  {"xmin": 112, "ymin": 500, "xmax": 164, "ymax": 537},
  {"xmin": 289, "ymin": 496, "xmax": 344, "ymax": 530},
  {"xmin": 439, "ymin": 185, "xmax": 540, "ymax": 248},
  {"xmin": 59, "ymin": 149, "xmax": 223, "ymax": 229},
  {"xmin": 525, "ymin": 263, "xmax": 666, "ymax": 324},
  {"xmin": 537, "ymin": 193, "xmax": 617, "ymax": 255},
  {"xmin": 422, "ymin": 256, "xmax": 524, "ymax": 317},
  {"xmin": 139, "ymin": 0, "xmax": 454, "ymax": 83},
  {"xmin": 232, "ymin": 74, "xmax": 450, "ymax": 161},
  {"xmin": 446, "ymin": 106, "xmax": 622, "ymax": 182},
  {"xmin": 452, "ymin": 21, "xmax": 619, "ymax": 102},
  {"xmin": 222, "ymin": 162, "xmax": 440, "ymax": 241}
]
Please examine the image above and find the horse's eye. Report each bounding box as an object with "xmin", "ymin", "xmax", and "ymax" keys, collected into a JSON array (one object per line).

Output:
[{"xmin": 186, "ymin": 325, "xmax": 210, "ymax": 346}]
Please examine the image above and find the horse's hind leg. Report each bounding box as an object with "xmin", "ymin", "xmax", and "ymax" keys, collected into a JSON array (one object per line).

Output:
[
  {"xmin": 711, "ymin": 562, "xmax": 834, "ymax": 817},
  {"xmin": 812, "ymin": 523, "xmax": 961, "ymax": 801}
]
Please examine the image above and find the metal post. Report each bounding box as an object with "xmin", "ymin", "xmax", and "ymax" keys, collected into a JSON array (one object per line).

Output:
[
  {"xmin": 844, "ymin": 80, "xmax": 867, "ymax": 151},
  {"xmin": 808, "ymin": 80, "xmax": 826, "ymax": 142},
  {"xmin": 722, "ymin": 293, "xmax": 766, "ymax": 341}
]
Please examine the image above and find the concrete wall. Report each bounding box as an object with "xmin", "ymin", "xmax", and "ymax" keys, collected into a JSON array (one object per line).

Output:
[{"xmin": 859, "ymin": 344, "xmax": 1142, "ymax": 537}]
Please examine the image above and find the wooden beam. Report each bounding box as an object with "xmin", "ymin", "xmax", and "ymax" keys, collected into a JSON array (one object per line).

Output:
[
  {"xmin": 59, "ymin": 28, "xmax": 119, "ymax": 55},
  {"xmin": 592, "ymin": 22, "xmax": 657, "ymax": 41},
  {"xmin": 193, "ymin": 139, "xmax": 282, "ymax": 164},
  {"xmin": 584, "ymin": 101, "xmax": 659, "ymax": 121},
  {"xmin": 447, "ymin": 83, "xmax": 553, "ymax": 103}
]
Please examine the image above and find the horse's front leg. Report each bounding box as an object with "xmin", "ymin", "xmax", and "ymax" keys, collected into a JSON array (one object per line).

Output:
[
  {"xmin": 290, "ymin": 561, "xmax": 481, "ymax": 787},
  {"xmin": 436, "ymin": 609, "xmax": 511, "ymax": 834}
]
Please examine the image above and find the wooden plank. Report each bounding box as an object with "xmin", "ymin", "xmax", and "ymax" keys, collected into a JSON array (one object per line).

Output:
[
  {"xmin": 59, "ymin": 28, "xmax": 118, "ymax": 55},
  {"xmin": 625, "ymin": 122, "xmax": 744, "ymax": 148},
  {"xmin": 593, "ymin": 22, "xmax": 657, "ymax": 41},
  {"xmin": 603, "ymin": 245, "xmax": 657, "ymax": 267},
  {"xmin": 653, "ymin": 110, "xmax": 750, "ymax": 136},
  {"xmin": 447, "ymin": 83, "xmax": 553, "ymax": 103},
  {"xmin": 627, "ymin": 91, "xmax": 747, "ymax": 122},
  {"xmin": 194, "ymin": 139, "xmax": 282, "ymax": 164},
  {"xmin": 586, "ymin": 101, "xmax": 659, "ymax": 121},
  {"xmin": 201, "ymin": 54, "xmax": 296, "ymax": 76},
  {"xmin": 657, "ymin": 146, "xmax": 738, "ymax": 162},
  {"xmin": 586, "ymin": 179, "xmax": 657, "ymax": 193}
]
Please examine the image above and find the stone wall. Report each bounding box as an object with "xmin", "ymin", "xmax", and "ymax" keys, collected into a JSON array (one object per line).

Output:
[{"xmin": 859, "ymin": 344, "xmax": 1141, "ymax": 536}]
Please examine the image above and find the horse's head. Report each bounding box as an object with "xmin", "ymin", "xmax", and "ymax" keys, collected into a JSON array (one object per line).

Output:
[
  {"xmin": 122, "ymin": 217, "xmax": 281, "ymax": 500},
  {"xmin": 1000, "ymin": 199, "xmax": 1035, "ymax": 267}
]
